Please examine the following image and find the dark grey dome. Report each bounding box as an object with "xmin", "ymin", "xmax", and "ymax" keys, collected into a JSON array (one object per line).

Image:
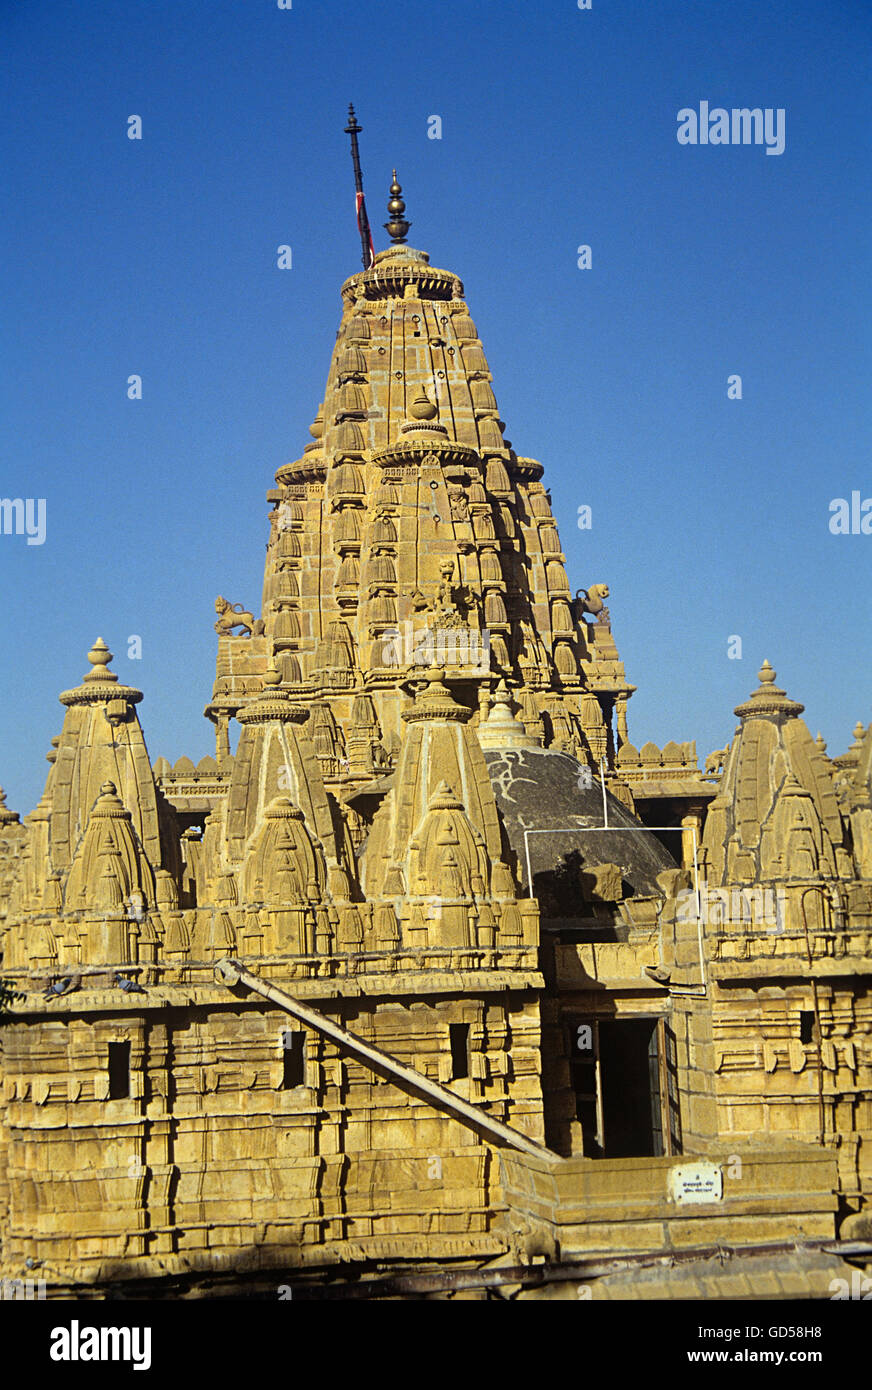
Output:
[{"xmin": 484, "ymin": 747, "xmax": 676, "ymax": 904}]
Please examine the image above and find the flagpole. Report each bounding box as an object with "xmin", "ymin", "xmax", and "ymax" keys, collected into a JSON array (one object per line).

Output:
[{"xmin": 344, "ymin": 104, "xmax": 375, "ymax": 270}]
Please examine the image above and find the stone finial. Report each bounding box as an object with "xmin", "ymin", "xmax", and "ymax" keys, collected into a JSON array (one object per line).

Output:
[
  {"xmin": 384, "ymin": 170, "xmax": 410, "ymax": 244},
  {"xmin": 833, "ymin": 721, "xmax": 867, "ymax": 771},
  {"xmin": 476, "ymin": 681, "xmax": 536, "ymax": 751},
  {"xmin": 83, "ymin": 638, "xmax": 118, "ymax": 684},
  {"xmin": 815, "ymin": 731, "xmax": 828, "ymax": 755},
  {"xmin": 0, "ymin": 787, "xmax": 20, "ymax": 825},
  {"xmin": 734, "ymin": 658, "xmax": 804, "ymax": 722},
  {"xmin": 401, "ymin": 670, "xmax": 472, "ymax": 725},
  {"xmin": 399, "ymin": 384, "xmax": 448, "ymax": 438},
  {"xmin": 234, "ymin": 663, "xmax": 308, "ymax": 726},
  {"xmin": 59, "ymin": 639, "xmax": 144, "ymax": 710},
  {"xmin": 409, "ymin": 388, "xmax": 437, "ymax": 422}
]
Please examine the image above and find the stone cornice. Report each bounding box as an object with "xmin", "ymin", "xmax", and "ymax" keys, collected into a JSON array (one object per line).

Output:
[
  {"xmin": 371, "ymin": 438, "xmax": 479, "ymax": 470},
  {"xmin": 734, "ymin": 663, "xmax": 804, "ymax": 722},
  {"xmin": 275, "ymin": 456, "xmax": 327, "ymax": 486},
  {"xmin": 509, "ymin": 456, "xmax": 545, "ymax": 482},
  {"xmin": 58, "ymin": 681, "xmax": 143, "ymax": 708},
  {"xmin": 236, "ymin": 693, "xmax": 309, "ymax": 726},
  {"xmin": 341, "ymin": 260, "xmax": 461, "ymax": 304}
]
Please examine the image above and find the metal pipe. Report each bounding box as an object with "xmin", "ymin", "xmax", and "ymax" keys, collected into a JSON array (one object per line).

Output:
[
  {"xmin": 263, "ymin": 1236, "xmax": 872, "ymax": 1300},
  {"xmin": 599, "ymin": 758, "xmax": 608, "ymax": 828},
  {"xmin": 214, "ymin": 958, "xmax": 557, "ymax": 1163},
  {"xmin": 800, "ymin": 886, "xmax": 829, "ymax": 1144}
]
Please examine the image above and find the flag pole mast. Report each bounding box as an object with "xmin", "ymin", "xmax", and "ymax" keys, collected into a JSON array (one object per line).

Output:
[{"xmin": 344, "ymin": 103, "xmax": 374, "ymax": 270}]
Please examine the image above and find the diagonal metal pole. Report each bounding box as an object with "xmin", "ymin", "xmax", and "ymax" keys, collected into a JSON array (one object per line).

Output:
[
  {"xmin": 215, "ymin": 957, "xmax": 557, "ymax": 1162},
  {"xmin": 344, "ymin": 103, "xmax": 374, "ymax": 270}
]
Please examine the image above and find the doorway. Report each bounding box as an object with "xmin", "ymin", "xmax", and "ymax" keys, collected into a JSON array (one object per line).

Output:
[{"xmin": 567, "ymin": 1016, "xmax": 680, "ymax": 1158}]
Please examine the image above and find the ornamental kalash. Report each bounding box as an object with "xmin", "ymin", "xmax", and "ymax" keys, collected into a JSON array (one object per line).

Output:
[{"xmin": 1, "ymin": 135, "xmax": 871, "ymax": 1299}]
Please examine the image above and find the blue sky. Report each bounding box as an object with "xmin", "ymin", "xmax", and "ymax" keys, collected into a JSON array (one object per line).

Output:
[{"xmin": 1, "ymin": 0, "xmax": 870, "ymax": 814}]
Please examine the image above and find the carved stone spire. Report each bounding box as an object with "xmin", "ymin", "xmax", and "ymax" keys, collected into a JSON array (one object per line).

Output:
[
  {"xmin": 50, "ymin": 640, "xmax": 166, "ymax": 879},
  {"xmin": 702, "ymin": 660, "xmax": 847, "ymax": 888}
]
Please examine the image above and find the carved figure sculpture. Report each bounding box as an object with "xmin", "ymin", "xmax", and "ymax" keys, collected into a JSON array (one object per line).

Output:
[
  {"xmin": 705, "ymin": 749, "xmax": 729, "ymax": 776},
  {"xmin": 446, "ymin": 483, "xmax": 469, "ymax": 522},
  {"xmin": 575, "ymin": 584, "xmax": 610, "ymax": 620},
  {"xmin": 214, "ymin": 597, "xmax": 255, "ymax": 637},
  {"xmin": 433, "ymin": 561, "xmax": 477, "ymax": 630}
]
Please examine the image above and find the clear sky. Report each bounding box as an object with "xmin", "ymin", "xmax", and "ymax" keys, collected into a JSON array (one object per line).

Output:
[{"xmin": 1, "ymin": 0, "xmax": 870, "ymax": 814}]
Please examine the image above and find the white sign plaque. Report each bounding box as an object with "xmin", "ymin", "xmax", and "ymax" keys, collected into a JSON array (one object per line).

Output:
[{"xmin": 668, "ymin": 1161, "xmax": 724, "ymax": 1205}]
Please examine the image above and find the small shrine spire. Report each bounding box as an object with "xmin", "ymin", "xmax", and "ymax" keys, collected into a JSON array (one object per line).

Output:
[
  {"xmin": 385, "ymin": 170, "xmax": 411, "ymax": 244},
  {"xmin": 344, "ymin": 104, "xmax": 375, "ymax": 270},
  {"xmin": 0, "ymin": 787, "xmax": 20, "ymax": 826}
]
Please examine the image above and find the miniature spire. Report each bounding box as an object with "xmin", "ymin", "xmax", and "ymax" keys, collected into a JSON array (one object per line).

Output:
[
  {"xmin": 477, "ymin": 681, "xmax": 536, "ymax": 751},
  {"xmin": 0, "ymin": 787, "xmax": 19, "ymax": 826},
  {"xmin": 734, "ymin": 659, "xmax": 804, "ymax": 722},
  {"xmin": 384, "ymin": 170, "xmax": 410, "ymax": 244}
]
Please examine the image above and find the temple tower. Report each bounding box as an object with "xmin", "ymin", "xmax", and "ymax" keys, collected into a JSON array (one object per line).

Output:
[{"xmin": 206, "ymin": 179, "xmax": 636, "ymax": 796}]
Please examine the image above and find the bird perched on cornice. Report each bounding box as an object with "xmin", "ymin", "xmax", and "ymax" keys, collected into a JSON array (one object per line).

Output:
[
  {"xmin": 43, "ymin": 973, "xmax": 81, "ymax": 1000},
  {"xmin": 115, "ymin": 974, "xmax": 146, "ymax": 994}
]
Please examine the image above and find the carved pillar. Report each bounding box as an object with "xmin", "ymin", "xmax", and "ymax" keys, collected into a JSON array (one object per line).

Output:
[
  {"xmin": 216, "ymin": 714, "xmax": 231, "ymax": 768},
  {"xmin": 600, "ymin": 697, "xmax": 616, "ymax": 768},
  {"xmin": 616, "ymin": 697, "xmax": 629, "ymax": 750},
  {"xmin": 681, "ymin": 805, "xmax": 705, "ymax": 870}
]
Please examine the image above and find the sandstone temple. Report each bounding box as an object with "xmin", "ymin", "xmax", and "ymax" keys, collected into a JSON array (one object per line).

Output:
[{"xmin": 1, "ymin": 156, "xmax": 871, "ymax": 1300}]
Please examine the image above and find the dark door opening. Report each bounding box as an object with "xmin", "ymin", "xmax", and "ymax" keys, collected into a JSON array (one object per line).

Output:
[
  {"xmin": 598, "ymin": 1019, "xmax": 661, "ymax": 1158},
  {"xmin": 108, "ymin": 1040, "xmax": 131, "ymax": 1100},
  {"xmin": 281, "ymin": 1030, "xmax": 306, "ymax": 1089},
  {"xmin": 567, "ymin": 1017, "xmax": 675, "ymax": 1158},
  {"xmin": 449, "ymin": 1023, "xmax": 470, "ymax": 1080}
]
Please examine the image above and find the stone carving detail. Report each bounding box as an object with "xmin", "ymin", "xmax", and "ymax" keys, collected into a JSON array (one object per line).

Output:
[
  {"xmin": 214, "ymin": 597, "xmax": 261, "ymax": 637},
  {"xmin": 575, "ymin": 584, "xmax": 610, "ymax": 622},
  {"xmin": 446, "ymin": 483, "xmax": 469, "ymax": 521}
]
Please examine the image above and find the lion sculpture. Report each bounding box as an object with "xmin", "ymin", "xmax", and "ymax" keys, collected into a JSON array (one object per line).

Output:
[
  {"xmin": 705, "ymin": 749, "xmax": 729, "ymax": 777},
  {"xmin": 575, "ymin": 584, "xmax": 610, "ymax": 621},
  {"xmin": 214, "ymin": 597, "xmax": 258, "ymax": 638}
]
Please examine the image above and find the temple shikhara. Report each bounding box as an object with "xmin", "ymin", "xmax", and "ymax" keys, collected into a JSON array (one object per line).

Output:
[{"xmin": 1, "ymin": 131, "xmax": 871, "ymax": 1299}]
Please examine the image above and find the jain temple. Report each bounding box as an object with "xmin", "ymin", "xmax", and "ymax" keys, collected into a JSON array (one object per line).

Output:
[{"xmin": 1, "ymin": 158, "xmax": 871, "ymax": 1300}]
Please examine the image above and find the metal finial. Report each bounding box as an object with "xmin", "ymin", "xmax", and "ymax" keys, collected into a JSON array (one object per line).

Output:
[{"xmin": 384, "ymin": 169, "xmax": 411, "ymax": 244}]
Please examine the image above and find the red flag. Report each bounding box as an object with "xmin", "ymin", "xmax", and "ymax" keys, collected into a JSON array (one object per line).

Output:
[{"xmin": 356, "ymin": 192, "xmax": 375, "ymax": 268}]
